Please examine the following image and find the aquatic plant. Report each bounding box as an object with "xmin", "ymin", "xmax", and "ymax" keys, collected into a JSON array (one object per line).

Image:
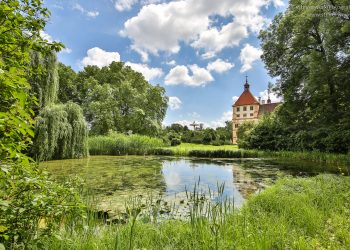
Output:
[{"xmin": 35, "ymin": 175, "xmax": 350, "ymax": 249}]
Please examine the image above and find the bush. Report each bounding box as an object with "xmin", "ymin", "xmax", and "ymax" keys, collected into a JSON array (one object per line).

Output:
[
  {"xmin": 171, "ymin": 138, "xmax": 181, "ymax": 146},
  {"xmin": 88, "ymin": 132, "xmax": 165, "ymax": 155},
  {"xmin": 0, "ymin": 161, "xmax": 84, "ymax": 248}
]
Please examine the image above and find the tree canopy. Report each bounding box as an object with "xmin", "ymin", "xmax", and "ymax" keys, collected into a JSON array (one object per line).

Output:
[
  {"xmin": 240, "ymin": 0, "xmax": 350, "ymax": 153},
  {"xmin": 58, "ymin": 62, "xmax": 168, "ymax": 136}
]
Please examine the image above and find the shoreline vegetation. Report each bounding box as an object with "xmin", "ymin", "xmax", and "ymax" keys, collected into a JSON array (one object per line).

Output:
[
  {"xmin": 38, "ymin": 175, "xmax": 350, "ymax": 249},
  {"xmin": 88, "ymin": 133, "xmax": 350, "ymax": 175}
]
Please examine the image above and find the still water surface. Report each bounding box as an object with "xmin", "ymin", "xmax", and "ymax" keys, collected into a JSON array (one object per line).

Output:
[{"xmin": 41, "ymin": 156, "xmax": 318, "ymax": 212}]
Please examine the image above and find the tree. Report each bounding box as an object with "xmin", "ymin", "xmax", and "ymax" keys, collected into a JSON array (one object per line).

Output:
[
  {"xmin": 57, "ymin": 63, "xmax": 78, "ymax": 103},
  {"xmin": 0, "ymin": 1, "xmax": 83, "ymax": 247},
  {"xmin": 74, "ymin": 62, "xmax": 168, "ymax": 136},
  {"xmin": 28, "ymin": 50, "xmax": 88, "ymax": 161},
  {"xmin": 259, "ymin": 0, "xmax": 350, "ymax": 153}
]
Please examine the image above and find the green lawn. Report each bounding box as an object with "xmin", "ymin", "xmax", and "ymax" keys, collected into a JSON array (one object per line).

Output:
[{"xmin": 163, "ymin": 143, "xmax": 239, "ymax": 155}]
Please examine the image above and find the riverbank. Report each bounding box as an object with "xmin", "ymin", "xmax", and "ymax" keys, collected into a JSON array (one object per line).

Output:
[
  {"xmin": 87, "ymin": 133, "xmax": 350, "ymax": 174},
  {"xmin": 39, "ymin": 175, "xmax": 350, "ymax": 249}
]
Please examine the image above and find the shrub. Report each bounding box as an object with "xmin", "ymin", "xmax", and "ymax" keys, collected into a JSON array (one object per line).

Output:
[{"xmin": 171, "ymin": 138, "xmax": 181, "ymax": 146}]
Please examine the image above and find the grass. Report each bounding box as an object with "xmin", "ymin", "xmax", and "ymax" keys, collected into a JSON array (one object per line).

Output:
[
  {"xmin": 88, "ymin": 132, "xmax": 164, "ymax": 155},
  {"xmin": 38, "ymin": 175, "xmax": 350, "ymax": 249},
  {"xmin": 163, "ymin": 143, "xmax": 239, "ymax": 155}
]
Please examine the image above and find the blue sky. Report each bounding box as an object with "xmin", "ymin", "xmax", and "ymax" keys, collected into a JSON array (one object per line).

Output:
[{"xmin": 44, "ymin": 0, "xmax": 287, "ymax": 128}]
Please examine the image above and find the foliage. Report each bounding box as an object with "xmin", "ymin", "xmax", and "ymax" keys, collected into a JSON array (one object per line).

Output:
[
  {"xmin": 0, "ymin": 1, "xmax": 84, "ymax": 248},
  {"xmin": 33, "ymin": 102, "xmax": 88, "ymax": 161},
  {"xmin": 236, "ymin": 121, "xmax": 255, "ymax": 148},
  {"xmin": 57, "ymin": 63, "xmax": 78, "ymax": 103},
  {"xmin": 170, "ymin": 138, "xmax": 181, "ymax": 146},
  {"xmin": 29, "ymin": 51, "xmax": 59, "ymax": 113},
  {"xmin": 39, "ymin": 175, "xmax": 350, "ymax": 249},
  {"xmin": 58, "ymin": 62, "xmax": 168, "ymax": 136},
  {"xmin": 27, "ymin": 47, "xmax": 88, "ymax": 161},
  {"xmin": 258, "ymin": 0, "xmax": 350, "ymax": 153},
  {"xmin": 88, "ymin": 132, "xmax": 165, "ymax": 155},
  {"xmin": 163, "ymin": 122, "xmax": 232, "ymax": 146},
  {"xmin": 0, "ymin": 162, "xmax": 84, "ymax": 249}
]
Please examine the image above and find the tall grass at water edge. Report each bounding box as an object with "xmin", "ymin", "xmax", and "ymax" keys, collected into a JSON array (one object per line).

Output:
[
  {"xmin": 88, "ymin": 133, "xmax": 164, "ymax": 155},
  {"xmin": 159, "ymin": 143, "xmax": 350, "ymax": 174},
  {"xmin": 38, "ymin": 175, "xmax": 350, "ymax": 250}
]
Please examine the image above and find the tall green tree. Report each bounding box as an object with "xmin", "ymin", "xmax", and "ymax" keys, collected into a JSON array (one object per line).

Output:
[
  {"xmin": 258, "ymin": 0, "xmax": 350, "ymax": 152},
  {"xmin": 58, "ymin": 61, "xmax": 168, "ymax": 136}
]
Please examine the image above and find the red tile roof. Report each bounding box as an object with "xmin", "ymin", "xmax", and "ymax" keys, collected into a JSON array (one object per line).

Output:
[{"xmin": 233, "ymin": 90, "xmax": 260, "ymax": 106}]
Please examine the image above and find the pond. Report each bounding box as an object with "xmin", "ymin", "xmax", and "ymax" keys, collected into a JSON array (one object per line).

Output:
[{"xmin": 41, "ymin": 156, "xmax": 322, "ymax": 213}]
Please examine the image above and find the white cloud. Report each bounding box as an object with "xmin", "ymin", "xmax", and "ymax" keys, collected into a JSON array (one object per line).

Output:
[
  {"xmin": 125, "ymin": 62, "xmax": 163, "ymax": 81},
  {"xmin": 259, "ymin": 89, "xmax": 283, "ymax": 103},
  {"xmin": 73, "ymin": 3, "xmax": 99, "ymax": 18},
  {"xmin": 191, "ymin": 21, "xmax": 248, "ymax": 56},
  {"xmin": 115, "ymin": 0, "xmax": 138, "ymax": 12},
  {"xmin": 121, "ymin": 0, "xmax": 277, "ymax": 59},
  {"xmin": 168, "ymin": 96, "xmax": 182, "ymax": 110},
  {"xmin": 207, "ymin": 59, "xmax": 234, "ymax": 73},
  {"xmin": 60, "ymin": 47, "xmax": 72, "ymax": 54},
  {"xmin": 81, "ymin": 47, "xmax": 121, "ymax": 68},
  {"xmin": 115, "ymin": 0, "xmax": 162, "ymax": 12},
  {"xmin": 166, "ymin": 60, "xmax": 176, "ymax": 66},
  {"xmin": 239, "ymin": 44, "xmax": 262, "ymax": 72},
  {"xmin": 40, "ymin": 31, "xmax": 72, "ymax": 54},
  {"xmin": 81, "ymin": 47, "xmax": 161, "ymax": 80},
  {"xmin": 165, "ymin": 64, "xmax": 214, "ymax": 87},
  {"xmin": 232, "ymin": 96, "xmax": 239, "ymax": 103},
  {"xmin": 210, "ymin": 110, "xmax": 232, "ymax": 128},
  {"xmin": 40, "ymin": 31, "xmax": 54, "ymax": 42}
]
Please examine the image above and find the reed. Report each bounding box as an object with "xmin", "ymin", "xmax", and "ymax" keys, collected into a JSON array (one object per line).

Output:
[
  {"xmin": 36, "ymin": 175, "xmax": 350, "ymax": 250},
  {"xmin": 88, "ymin": 132, "xmax": 164, "ymax": 156}
]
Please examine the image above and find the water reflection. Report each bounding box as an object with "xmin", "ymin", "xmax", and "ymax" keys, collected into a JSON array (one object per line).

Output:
[{"xmin": 41, "ymin": 156, "xmax": 309, "ymax": 212}]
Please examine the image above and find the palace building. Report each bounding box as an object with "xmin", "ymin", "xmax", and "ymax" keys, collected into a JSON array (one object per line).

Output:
[{"xmin": 232, "ymin": 77, "xmax": 280, "ymax": 144}]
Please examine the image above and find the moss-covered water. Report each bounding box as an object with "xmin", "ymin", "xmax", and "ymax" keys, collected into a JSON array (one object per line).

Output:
[{"xmin": 41, "ymin": 156, "xmax": 321, "ymax": 212}]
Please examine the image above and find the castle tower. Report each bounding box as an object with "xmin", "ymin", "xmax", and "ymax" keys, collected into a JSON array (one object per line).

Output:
[{"xmin": 232, "ymin": 77, "xmax": 260, "ymax": 144}]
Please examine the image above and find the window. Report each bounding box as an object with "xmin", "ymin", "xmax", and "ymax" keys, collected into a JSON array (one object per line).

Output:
[
  {"xmin": 250, "ymin": 106, "xmax": 254, "ymax": 111},
  {"xmin": 236, "ymin": 114, "xmax": 240, "ymax": 118},
  {"xmin": 236, "ymin": 107, "xmax": 240, "ymax": 112},
  {"xmin": 243, "ymin": 114, "xmax": 247, "ymax": 117},
  {"xmin": 250, "ymin": 113, "xmax": 253, "ymax": 117},
  {"xmin": 235, "ymin": 124, "xmax": 239, "ymax": 128},
  {"xmin": 243, "ymin": 106, "xmax": 247, "ymax": 111}
]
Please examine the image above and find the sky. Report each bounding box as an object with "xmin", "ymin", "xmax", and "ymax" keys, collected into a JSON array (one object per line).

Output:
[{"xmin": 43, "ymin": 0, "xmax": 287, "ymax": 128}]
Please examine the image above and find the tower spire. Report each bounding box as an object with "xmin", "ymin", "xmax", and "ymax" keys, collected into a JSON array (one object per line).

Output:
[{"xmin": 244, "ymin": 75, "xmax": 250, "ymax": 91}]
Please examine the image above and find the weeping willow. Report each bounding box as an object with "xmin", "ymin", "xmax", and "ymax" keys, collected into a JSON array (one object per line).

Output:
[
  {"xmin": 30, "ymin": 51, "xmax": 88, "ymax": 160},
  {"xmin": 29, "ymin": 51, "xmax": 59, "ymax": 110},
  {"xmin": 33, "ymin": 102, "xmax": 88, "ymax": 161}
]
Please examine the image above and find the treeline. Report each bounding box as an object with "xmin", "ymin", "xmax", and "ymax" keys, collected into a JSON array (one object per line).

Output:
[
  {"xmin": 238, "ymin": 0, "xmax": 350, "ymax": 154},
  {"xmin": 29, "ymin": 54, "xmax": 168, "ymax": 161},
  {"xmin": 163, "ymin": 122, "xmax": 232, "ymax": 146}
]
